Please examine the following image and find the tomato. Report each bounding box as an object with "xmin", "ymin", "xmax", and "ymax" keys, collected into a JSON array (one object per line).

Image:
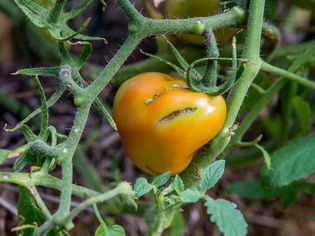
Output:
[
  {"xmin": 113, "ymin": 72, "xmax": 226, "ymax": 175},
  {"xmin": 165, "ymin": 0, "xmax": 236, "ymax": 44}
]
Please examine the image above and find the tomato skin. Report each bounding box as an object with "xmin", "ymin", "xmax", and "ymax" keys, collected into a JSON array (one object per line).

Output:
[
  {"xmin": 165, "ymin": 0, "xmax": 236, "ymax": 44},
  {"xmin": 113, "ymin": 72, "xmax": 226, "ymax": 175}
]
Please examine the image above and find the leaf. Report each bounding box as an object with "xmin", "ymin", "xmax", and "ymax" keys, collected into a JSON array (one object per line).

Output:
[
  {"xmin": 95, "ymin": 224, "xmax": 126, "ymax": 236},
  {"xmin": 262, "ymin": 132, "xmax": 315, "ymax": 187},
  {"xmin": 226, "ymin": 180, "xmax": 278, "ymax": 200},
  {"xmin": 17, "ymin": 187, "xmax": 57, "ymax": 236},
  {"xmin": 0, "ymin": 149, "xmax": 10, "ymax": 165},
  {"xmin": 292, "ymin": 96, "xmax": 312, "ymax": 135},
  {"xmin": 169, "ymin": 210, "xmax": 185, "ymax": 236},
  {"xmin": 255, "ymin": 144, "xmax": 271, "ymax": 169},
  {"xmin": 152, "ymin": 171, "xmax": 172, "ymax": 188},
  {"xmin": 199, "ymin": 160, "xmax": 225, "ymax": 193},
  {"xmin": 173, "ymin": 175, "xmax": 184, "ymax": 195},
  {"xmin": 180, "ymin": 189, "xmax": 202, "ymax": 203},
  {"xmin": 205, "ymin": 197, "xmax": 247, "ymax": 236},
  {"xmin": 0, "ymin": 145, "xmax": 30, "ymax": 165},
  {"xmin": 13, "ymin": 150, "xmax": 36, "ymax": 172},
  {"xmin": 262, "ymin": 115, "xmax": 282, "ymax": 138},
  {"xmin": 134, "ymin": 177, "xmax": 152, "ymax": 198},
  {"xmin": 15, "ymin": 67, "xmax": 59, "ymax": 77},
  {"xmin": 19, "ymin": 125, "xmax": 37, "ymax": 142},
  {"xmin": 34, "ymin": 77, "xmax": 48, "ymax": 138}
]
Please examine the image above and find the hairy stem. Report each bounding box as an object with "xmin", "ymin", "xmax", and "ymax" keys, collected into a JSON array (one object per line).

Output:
[{"xmin": 181, "ymin": 0, "xmax": 266, "ymax": 187}]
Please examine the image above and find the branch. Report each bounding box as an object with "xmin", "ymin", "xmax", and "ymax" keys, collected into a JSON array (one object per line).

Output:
[
  {"xmin": 261, "ymin": 61, "xmax": 315, "ymax": 89},
  {"xmin": 0, "ymin": 171, "xmax": 99, "ymax": 199}
]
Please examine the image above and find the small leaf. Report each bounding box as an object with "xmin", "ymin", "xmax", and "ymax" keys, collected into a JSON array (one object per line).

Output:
[
  {"xmin": 95, "ymin": 224, "xmax": 126, "ymax": 236},
  {"xmin": 255, "ymin": 144, "xmax": 271, "ymax": 169},
  {"xmin": 199, "ymin": 160, "xmax": 225, "ymax": 192},
  {"xmin": 15, "ymin": 67, "xmax": 59, "ymax": 77},
  {"xmin": 152, "ymin": 171, "xmax": 172, "ymax": 188},
  {"xmin": 17, "ymin": 187, "xmax": 59, "ymax": 236},
  {"xmin": 292, "ymin": 96, "xmax": 312, "ymax": 135},
  {"xmin": 0, "ymin": 145, "xmax": 30, "ymax": 165},
  {"xmin": 134, "ymin": 177, "xmax": 152, "ymax": 198},
  {"xmin": 262, "ymin": 132, "xmax": 315, "ymax": 187},
  {"xmin": 205, "ymin": 197, "xmax": 247, "ymax": 236},
  {"xmin": 13, "ymin": 150, "xmax": 36, "ymax": 172},
  {"xmin": 34, "ymin": 77, "xmax": 48, "ymax": 138},
  {"xmin": 19, "ymin": 125, "xmax": 37, "ymax": 142},
  {"xmin": 180, "ymin": 189, "xmax": 202, "ymax": 203},
  {"xmin": 173, "ymin": 175, "xmax": 184, "ymax": 194},
  {"xmin": 0, "ymin": 149, "xmax": 10, "ymax": 165}
]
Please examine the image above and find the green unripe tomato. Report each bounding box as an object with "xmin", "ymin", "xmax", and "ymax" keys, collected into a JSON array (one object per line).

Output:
[{"xmin": 165, "ymin": 0, "xmax": 236, "ymax": 44}]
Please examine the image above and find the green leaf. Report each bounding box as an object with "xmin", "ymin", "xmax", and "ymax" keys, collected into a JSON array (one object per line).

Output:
[
  {"xmin": 0, "ymin": 149, "xmax": 10, "ymax": 164},
  {"xmin": 169, "ymin": 211, "xmax": 185, "ymax": 236},
  {"xmin": 180, "ymin": 189, "xmax": 202, "ymax": 203},
  {"xmin": 0, "ymin": 145, "xmax": 30, "ymax": 165},
  {"xmin": 15, "ymin": 67, "xmax": 59, "ymax": 77},
  {"xmin": 134, "ymin": 177, "xmax": 152, "ymax": 198},
  {"xmin": 262, "ymin": 132, "xmax": 315, "ymax": 187},
  {"xmin": 199, "ymin": 160, "xmax": 225, "ymax": 193},
  {"xmin": 226, "ymin": 180, "xmax": 278, "ymax": 200},
  {"xmin": 17, "ymin": 187, "xmax": 57, "ymax": 236},
  {"xmin": 19, "ymin": 125, "xmax": 37, "ymax": 142},
  {"xmin": 6, "ymin": 85, "xmax": 66, "ymax": 133},
  {"xmin": 13, "ymin": 150, "xmax": 36, "ymax": 172},
  {"xmin": 95, "ymin": 224, "xmax": 126, "ymax": 236},
  {"xmin": 262, "ymin": 115, "xmax": 282, "ymax": 138},
  {"xmin": 205, "ymin": 197, "xmax": 247, "ymax": 236},
  {"xmin": 292, "ymin": 96, "xmax": 312, "ymax": 135},
  {"xmin": 255, "ymin": 144, "xmax": 271, "ymax": 169},
  {"xmin": 173, "ymin": 175, "xmax": 185, "ymax": 195},
  {"xmin": 34, "ymin": 77, "xmax": 48, "ymax": 138},
  {"xmin": 152, "ymin": 171, "xmax": 172, "ymax": 188}
]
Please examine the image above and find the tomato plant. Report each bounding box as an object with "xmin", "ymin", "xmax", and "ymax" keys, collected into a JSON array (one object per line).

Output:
[
  {"xmin": 113, "ymin": 72, "xmax": 226, "ymax": 175},
  {"xmin": 1, "ymin": 0, "xmax": 315, "ymax": 236}
]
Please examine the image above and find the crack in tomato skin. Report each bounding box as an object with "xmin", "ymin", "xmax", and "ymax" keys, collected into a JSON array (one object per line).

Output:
[
  {"xmin": 158, "ymin": 107, "xmax": 198, "ymax": 124},
  {"xmin": 145, "ymin": 84, "xmax": 189, "ymax": 105}
]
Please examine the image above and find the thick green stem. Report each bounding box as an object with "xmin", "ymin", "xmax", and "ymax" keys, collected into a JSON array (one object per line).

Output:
[
  {"xmin": 0, "ymin": 171, "xmax": 99, "ymax": 198},
  {"xmin": 143, "ymin": 7, "xmax": 244, "ymax": 35},
  {"xmin": 181, "ymin": 0, "xmax": 266, "ymax": 187},
  {"xmin": 86, "ymin": 35, "xmax": 142, "ymax": 100}
]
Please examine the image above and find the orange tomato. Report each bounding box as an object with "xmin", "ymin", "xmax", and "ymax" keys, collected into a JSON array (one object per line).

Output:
[{"xmin": 113, "ymin": 72, "xmax": 226, "ymax": 175}]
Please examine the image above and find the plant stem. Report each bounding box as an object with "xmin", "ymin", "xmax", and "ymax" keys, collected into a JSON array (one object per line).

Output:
[
  {"xmin": 48, "ymin": 0, "xmax": 66, "ymax": 23},
  {"xmin": 143, "ymin": 7, "xmax": 244, "ymax": 35},
  {"xmin": 261, "ymin": 61, "xmax": 315, "ymax": 89},
  {"xmin": 181, "ymin": 0, "xmax": 266, "ymax": 187},
  {"xmin": 0, "ymin": 171, "xmax": 99, "ymax": 199},
  {"xmin": 30, "ymin": 185, "xmax": 52, "ymax": 218},
  {"xmin": 86, "ymin": 35, "xmax": 142, "ymax": 100},
  {"xmin": 66, "ymin": 182, "xmax": 132, "ymax": 223},
  {"xmin": 230, "ymin": 78, "xmax": 287, "ymax": 145}
]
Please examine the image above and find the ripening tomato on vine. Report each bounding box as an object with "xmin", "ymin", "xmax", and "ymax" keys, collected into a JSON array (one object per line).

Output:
[{"xmin": 113, "ymin": 72, "xmax": 226, "ymax": 175}]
